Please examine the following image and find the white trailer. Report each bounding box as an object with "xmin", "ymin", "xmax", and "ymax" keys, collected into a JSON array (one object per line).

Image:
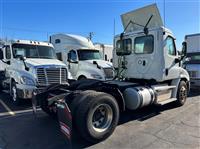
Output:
[
  {"xmin": 184, "ymin": 33, "xmax": 200, "ymax": 87},
  {"xmin": 0, "ymin": 39, "xmax": 68, "ymax": 105},
  {"xmin": 50, "ymin": 34, "xmax": 114, "ymax": 80}
]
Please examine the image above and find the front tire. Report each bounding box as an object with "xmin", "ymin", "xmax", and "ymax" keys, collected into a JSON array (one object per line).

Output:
[
  {"xmin": 11, "ymin": 81, "xmax": 21, "ymax": 105},
  {"xmin": 78, "ymin": 76, "xmax": 87, "ymax": 80},
  {"xmin": 176, "ymin": 81, "xmax": 187, "ymax": 106},
  {"xmin": 75, "ymin": 91, "xmax": 119, "ymax": 143}
]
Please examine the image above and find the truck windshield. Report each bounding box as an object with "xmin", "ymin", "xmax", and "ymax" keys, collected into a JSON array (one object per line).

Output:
[
  {"xmin": 186, "ymin": 52, "xmax": 200, "ymax": 64},
  {"xmin": 12, "ymin": 44, "xmax": 56, "ymax": 59},
  {"xmin": 77, "ymin": 50, "xmax": 102, "ymax": 60}
]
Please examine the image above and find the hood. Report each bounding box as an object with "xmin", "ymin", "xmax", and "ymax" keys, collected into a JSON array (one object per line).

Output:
[
  {"xmin": 121, "ymin": 3, "xmax": 163, "ymax": 33},
  {"xmin": 25, "ymin": 58, "xmax": 66, "ymax": 67},
  {"xmin": 84, "ymin": 60, "xmax": 113, "ymax": 68}
]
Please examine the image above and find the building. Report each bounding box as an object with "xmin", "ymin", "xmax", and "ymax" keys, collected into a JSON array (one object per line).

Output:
[{"xmin": 94, "ymin": 43, "xmax": 113, "ymax": 62}]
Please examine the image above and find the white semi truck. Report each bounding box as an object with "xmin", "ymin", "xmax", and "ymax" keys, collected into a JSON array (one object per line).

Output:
[
  {"xmin": 184, "ymin": 33, "xmax": 200, "ymax": 87},
  {"xmin": 34, "ymin": 4, "xmax": 190, "ymax": 143},
  {"xmin": 50, "ymin": 34, "xmax": 114, "ymax": 80},
  {"xmin": 0, "ymin": 39, "xmax": 68, "ymax": 104}
]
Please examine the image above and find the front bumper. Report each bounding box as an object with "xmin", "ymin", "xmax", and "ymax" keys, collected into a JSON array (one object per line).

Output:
[{"xmin": 16, "ymin": 84, "xmax": 37, "ymax": 99}]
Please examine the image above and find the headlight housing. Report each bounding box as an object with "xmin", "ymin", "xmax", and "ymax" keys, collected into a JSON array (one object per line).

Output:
[
  {"xmin": 20, "ymin": 76, "xmax": 35, "ymax": 86},
  {"xmin": 91, "ymin": 74, "xmax": 103, "ymax": 80}
]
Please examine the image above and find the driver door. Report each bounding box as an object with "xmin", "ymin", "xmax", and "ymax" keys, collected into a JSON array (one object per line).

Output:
[
  {"xmin": 68, "ymin": 50, "xmax": 79, "ymax": 79},
  {"xmin": 164, "ymin": 36, "xmax": 180, "ymax": 79}
]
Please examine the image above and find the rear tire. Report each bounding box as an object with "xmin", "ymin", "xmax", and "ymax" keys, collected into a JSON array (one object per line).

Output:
[
  {"xmin": 75, "ymin": 91, "xmax": 119, "ymax": 143},
  {"xmin": 176, "ymin": 81, "xmax": 187, "ymax": 106}
]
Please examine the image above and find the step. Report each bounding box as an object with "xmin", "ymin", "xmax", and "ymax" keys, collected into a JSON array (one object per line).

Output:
[
  {"xmin": 156, "ymin": 98, "xmax": 177, "ymax": 106},
  {"xmin": 152, "ymin": 85, "xmax": 176, "ymax": 92}
]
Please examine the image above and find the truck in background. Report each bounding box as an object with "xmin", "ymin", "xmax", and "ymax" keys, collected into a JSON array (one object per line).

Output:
[
  {"xmin": 184, "ymin": 33, "xmax": 200, "ymax": 87},
  {"xmin": 50, "ymin": 34, "xmax": 114, "ymax": 80},
  {"xmin": 0, "ymin": 39, "xmax": 68, "ymax": 104},
  {"xmin": 34, "ymin": 4, "xmax": 190, "ymax": 143}
]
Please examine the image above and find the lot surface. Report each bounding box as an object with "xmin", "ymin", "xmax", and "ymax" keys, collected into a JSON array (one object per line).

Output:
[{"xmin": 0, "ymin": 90, "xmax": 200, "ymax": 149}]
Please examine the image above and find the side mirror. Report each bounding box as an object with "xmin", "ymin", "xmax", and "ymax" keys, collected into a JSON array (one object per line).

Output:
[
  {"xmin": 175, "ymin": 58, "xmax": 181, "ymax": 63},
  {"xmin": 116, "ymin": 33, "xmax": 124, "ymax": 56},
  {"xmin": 0, "ymin": 49, "xmax": 3, "ymax": 60},
  {"xmin": 16, "ymin": 55, "xmax": 26, "ymax": 61},
  {"xmin": 181, "ymin": 41, "xmax": 187, "ymax": 58}
]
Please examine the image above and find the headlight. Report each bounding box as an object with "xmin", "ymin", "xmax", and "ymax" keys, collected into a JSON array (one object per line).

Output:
[
  {"xmin": 91, "ymin": 74, "xmax": 103, "ymax": 80},
  {"xmin": 20, "ymin": 76, "xmax": 35, "ymax": 86}
]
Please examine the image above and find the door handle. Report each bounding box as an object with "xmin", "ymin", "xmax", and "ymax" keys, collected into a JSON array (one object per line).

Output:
[{"xmin": 143, "ymin": 60, "xmax": 146, "ymax": 66}]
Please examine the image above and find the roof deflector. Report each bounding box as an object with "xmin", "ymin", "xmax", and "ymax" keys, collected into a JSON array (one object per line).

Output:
[{"xmin": 121, "ymin": 3, "xmax": 163, "ymax": 33}]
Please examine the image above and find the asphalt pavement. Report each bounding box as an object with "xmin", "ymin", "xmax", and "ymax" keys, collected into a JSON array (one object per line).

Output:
[{"xmin": 0, "ymin": 90, "xmax": 199, "ymax": 149}]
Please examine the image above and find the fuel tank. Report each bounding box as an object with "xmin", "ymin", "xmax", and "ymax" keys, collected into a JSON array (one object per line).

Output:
[{"xmin": 123, "ymin": 86, "xmax": 155, "ymax": 110}]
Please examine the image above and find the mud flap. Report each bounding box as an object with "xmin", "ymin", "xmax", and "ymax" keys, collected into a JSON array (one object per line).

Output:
[{"xmin": 57, "ymin": 100, "xmax": 72, "ymax": 147}]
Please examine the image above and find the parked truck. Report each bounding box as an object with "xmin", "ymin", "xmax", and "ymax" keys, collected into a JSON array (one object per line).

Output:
[
  {"xmin": 50, "ymin": 34, "xmax": 114, "ymax": 80},
  {"xmin": 0, "ymin": 39, "xmax": 68, "ymax": 104},
  {"xmin": 184, "ymin": 33, "xmax": 200, "ymax": 87},
  {"xmin": 34, "ymin": 4, "xmax": 190, "ymax": 143}
]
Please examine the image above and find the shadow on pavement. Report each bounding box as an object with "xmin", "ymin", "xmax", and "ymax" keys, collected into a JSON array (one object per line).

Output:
[{"xmin": 0, "ymin": 90, "xmax": 198, "ymax": 149}]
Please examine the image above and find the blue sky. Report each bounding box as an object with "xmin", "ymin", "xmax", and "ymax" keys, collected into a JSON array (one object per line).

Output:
[{"xmin": 0, "ymin": 0, "xmax": 200, "ymax": 49}]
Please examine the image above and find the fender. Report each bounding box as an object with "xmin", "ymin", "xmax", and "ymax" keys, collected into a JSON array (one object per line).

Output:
[{"xmin": 171, "ymin": 68, "xmax": 190, "ymax": 98}]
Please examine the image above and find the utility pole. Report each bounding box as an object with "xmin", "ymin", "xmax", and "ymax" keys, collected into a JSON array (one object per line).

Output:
[{"xmin": 88, "ymin": 32, "xmax": 94, "ymax": 41}]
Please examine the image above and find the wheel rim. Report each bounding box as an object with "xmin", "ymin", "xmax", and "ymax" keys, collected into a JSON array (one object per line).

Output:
[
  {"xmin": 88, "ymin": 104, "xmax": 113, "ymax": 133},
  {"xmin": 180, "ymin": 86, "xmax": 187, "ymax": 102},
  {"xmin": 12, "ymin": 85, "xmax": 17, "ymax": 102}
]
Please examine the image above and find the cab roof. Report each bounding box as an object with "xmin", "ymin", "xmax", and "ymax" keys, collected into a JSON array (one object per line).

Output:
[
  {"xmin": 6, "ymin": 39, "xmax": 53, "ymax": 47},
  {"xmin": 114, "ymin": 26, "xmax": 174, "ymax": 39}
]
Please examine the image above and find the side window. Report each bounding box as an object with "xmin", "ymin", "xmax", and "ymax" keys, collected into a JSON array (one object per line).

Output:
[
  {"xmin": 69, "ymin": 50, "xmax": 77, "ymax": 61},
  {"xmin": 55, "ymin": 39, "xmax": 61, "ymax": 44},
  {"xmin": 166, "ymin": 37, "xmax": 176, "ymax": 56},
  {"xmin": 116, "ymin": 38, "xmax": 132, "ymax": 55},
  {"xmin": 56, "ymin": 52, "xmax": 62, "ymax": 61},
  {"xmin": 5, "ymin": 46, "xmax": 11, "ymax": 59},
  {"xmin": 134, "ymin": 35, "xmax": 154, "ymax": 54}
]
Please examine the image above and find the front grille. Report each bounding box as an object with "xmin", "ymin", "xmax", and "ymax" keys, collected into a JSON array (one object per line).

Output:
[
  {"xmin": 188, "ymin": 71, "xmax": 198, "ymax": 78},
  {"xmin": 104, "ymin": 68, "xmax": 114, "ymax": 79},
  {"xmin": 37, "ymin": 67, "xmax": 67, "ymax": 86}
]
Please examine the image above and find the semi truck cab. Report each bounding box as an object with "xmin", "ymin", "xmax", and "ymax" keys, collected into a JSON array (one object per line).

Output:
[
  {"xmin": 0, "ymin": 40, "xmax": 68, "ymax": 104},
  {"xmin": 50, "ymin": 34, "xmax": 114, "ymax": 81},
  {"xmin": 34, "ymin": 4, "xmax": 190, "ymax": 143}
]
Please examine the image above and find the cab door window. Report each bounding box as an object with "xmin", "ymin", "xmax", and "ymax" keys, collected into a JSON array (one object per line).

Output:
[
  {"xmin": 5, "ymin": 46, "xmax": 11, "ymax": 59},
  {"xmin": 166, "ymin": 37, "xmax": 176, "ymax": 56},
  {"xmin": 69, "ymin": 50, "xmax": 77, "ymax": 61}
]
